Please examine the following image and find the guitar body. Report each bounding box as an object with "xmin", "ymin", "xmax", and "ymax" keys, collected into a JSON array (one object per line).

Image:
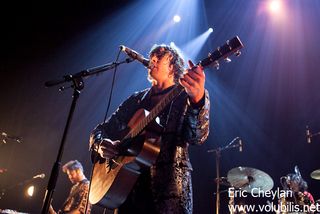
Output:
[{"xmin": 89, "ymin": 109, "xmax": 161, "ymax": 209}]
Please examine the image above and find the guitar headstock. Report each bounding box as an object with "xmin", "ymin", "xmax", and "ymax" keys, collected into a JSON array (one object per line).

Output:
[{"xmin": 199, "ymin": 36, "xmax": 244, "ymax": 69}]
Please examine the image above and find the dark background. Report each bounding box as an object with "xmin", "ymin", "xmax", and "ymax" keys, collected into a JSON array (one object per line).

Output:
[{"xmin": 1, "ymin": 0, "xmax": 320, "ymax": 213}]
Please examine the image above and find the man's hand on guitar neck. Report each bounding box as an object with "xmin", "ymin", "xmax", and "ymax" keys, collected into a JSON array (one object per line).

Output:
[
  {"xmin": 97, "ymin": 138, "xmax": 121, "ymax": 159},
  {"xmin": 179, "ymin": 60, "xmax": 205, "ymax": 104}
]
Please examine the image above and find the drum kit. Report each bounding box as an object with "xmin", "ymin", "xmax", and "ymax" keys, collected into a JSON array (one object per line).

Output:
[
  {"xmin": 215, "ymin": 166, "xmax": 320, "ymax": 214},
  {"xmin": 216, "ymin": 167, "xmax": 273, "ymax": 213}
]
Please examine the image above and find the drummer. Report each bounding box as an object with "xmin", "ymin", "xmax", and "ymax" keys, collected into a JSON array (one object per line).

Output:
[{"xmin": 280, "ymin": 166, "xmax": 315, "ymax": 209}]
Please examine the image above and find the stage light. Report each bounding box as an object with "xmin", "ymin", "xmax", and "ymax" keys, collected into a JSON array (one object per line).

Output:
[
  {"xmin": 173, "ymin": 15, "xmax": 181, "ymax": 23},
  {"xmin": 26, "ymin": 185, "xmax": 35, "ymax": 197},
  {"xmin": 170, "ymin": 42, "xmax": 175, "ymax": 47},
  {"xmin": 180, "ymin": 29, "xmax": 213, "ymax": 61},
  {"xmin": 269, "ymin": 0, "xmax": 281, "ymax": 13}
]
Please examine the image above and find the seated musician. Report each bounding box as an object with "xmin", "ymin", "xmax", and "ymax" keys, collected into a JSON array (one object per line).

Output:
[
  {"xmin": 89, "ymin": 44, "xmax": 210, "ymax": 214},
  {"xmin": 280, "ymin": 166, "xmax": 315, "ymax": 213},
  {"xmin": 49, "ymin": 160, "xmax": 91, "ymax": 214}
]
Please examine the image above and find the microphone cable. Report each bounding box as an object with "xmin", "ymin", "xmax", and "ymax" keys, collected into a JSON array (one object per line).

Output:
[{"xmin": 85, "ymin": 48, "xmax": 122, "ymax": 214}]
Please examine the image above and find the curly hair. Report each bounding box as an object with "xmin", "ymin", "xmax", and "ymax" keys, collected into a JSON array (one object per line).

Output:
[
  {"xmin": 281, "ymin": 166, "xmax": 308, "ymax": 192},
  {"xmin": 148, "ymin": 44, "xmax": 184, "ymax": 84},
  {"xmin": 286, "ymin": 173, "xmax": 308, "ymax": 192}
]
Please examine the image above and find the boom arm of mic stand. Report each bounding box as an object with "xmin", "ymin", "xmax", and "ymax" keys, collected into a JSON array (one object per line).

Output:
[
  {"xmin": 207, "ymin": 137, "xmax": 241, "ymax": 153},
  {"xmin": 44, "ymin": 58, "xmax": 134, "ymax": 87},
  {"xmin": 207, "ymin": 143, "xmax": 240, "ymax": 153},
  {"xmin": 310, "ymin": 131, "xmax": 320, "ymax": 137}
]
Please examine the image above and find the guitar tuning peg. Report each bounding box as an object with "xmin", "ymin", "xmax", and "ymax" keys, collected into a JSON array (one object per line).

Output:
[
  {"xmin": 224, "ymin": 57, "xmax": 231, "ymax": 63},
  {"xmin": 211, "ymin": 61, "xmax": 220, "ymax": 70},
  {"xmin": 234, "ymin": 50, "xmax": 241, "ymax": 57}
]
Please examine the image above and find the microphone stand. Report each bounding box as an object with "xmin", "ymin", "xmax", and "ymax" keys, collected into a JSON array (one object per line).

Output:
[
  {"xmin": 208, "ymin": 137, "xmax": 241, "ymax": 214},
  {"xmin": 306, "ymin": 126, "xmax": 320, "ymax": 144},
  {"xmin": 41, "ymin": 58, "xmax": 133, "ymax": 214},
  {"xmin": 1, "ymin": 132, "xmax": 23, "ymax": 144}
]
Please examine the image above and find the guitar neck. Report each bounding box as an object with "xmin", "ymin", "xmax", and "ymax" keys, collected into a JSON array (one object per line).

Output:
[
  {"xmin": 124, "ymin": 36, "xmax": 244, "ymax": 140},
  {"xmin": 199, "ymin": 36, "xmax": 243, "ymax": 67}
]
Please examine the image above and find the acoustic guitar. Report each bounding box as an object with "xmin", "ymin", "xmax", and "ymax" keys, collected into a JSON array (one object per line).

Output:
[{"xmin": 89, "ymin": 36, "xmax": 244, "ymax": 209}]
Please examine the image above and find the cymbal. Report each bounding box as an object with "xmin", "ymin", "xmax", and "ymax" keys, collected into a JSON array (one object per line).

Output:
[
  {"xmin": 227, "ymin": 167, "xmax": 274, "ymax": 193},
  {"xmin": 311, "ymin": 169, "xmax": 320, "ymax": 180}
]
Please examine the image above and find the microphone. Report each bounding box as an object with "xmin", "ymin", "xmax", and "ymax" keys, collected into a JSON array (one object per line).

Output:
[
  {"xmin": 1, "ymin": 132, "xmax": 22, "ymax": 143},
  {"xmin": 306, "ymin": 126, "xmax": 311, "ymax": 143},
  {"xmin": 33, "ymin": 173, "xmax": 45, "ymax": 179},
  {"xmin": 239, "ymin": 139, "xmax": 243, "ymax": 152},
  {"xmin": 119, "ymin": 45, "xmax": 149, "ymax": 67}
]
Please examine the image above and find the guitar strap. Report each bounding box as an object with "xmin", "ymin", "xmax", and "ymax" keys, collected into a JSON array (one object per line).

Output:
[
  {"xmin": 140, "ymin": 87, "xmax": 151, "ymax": 103},
  {"xmin": 138, "ymin": 86, "xmax": 177, "ymax": 144}
]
